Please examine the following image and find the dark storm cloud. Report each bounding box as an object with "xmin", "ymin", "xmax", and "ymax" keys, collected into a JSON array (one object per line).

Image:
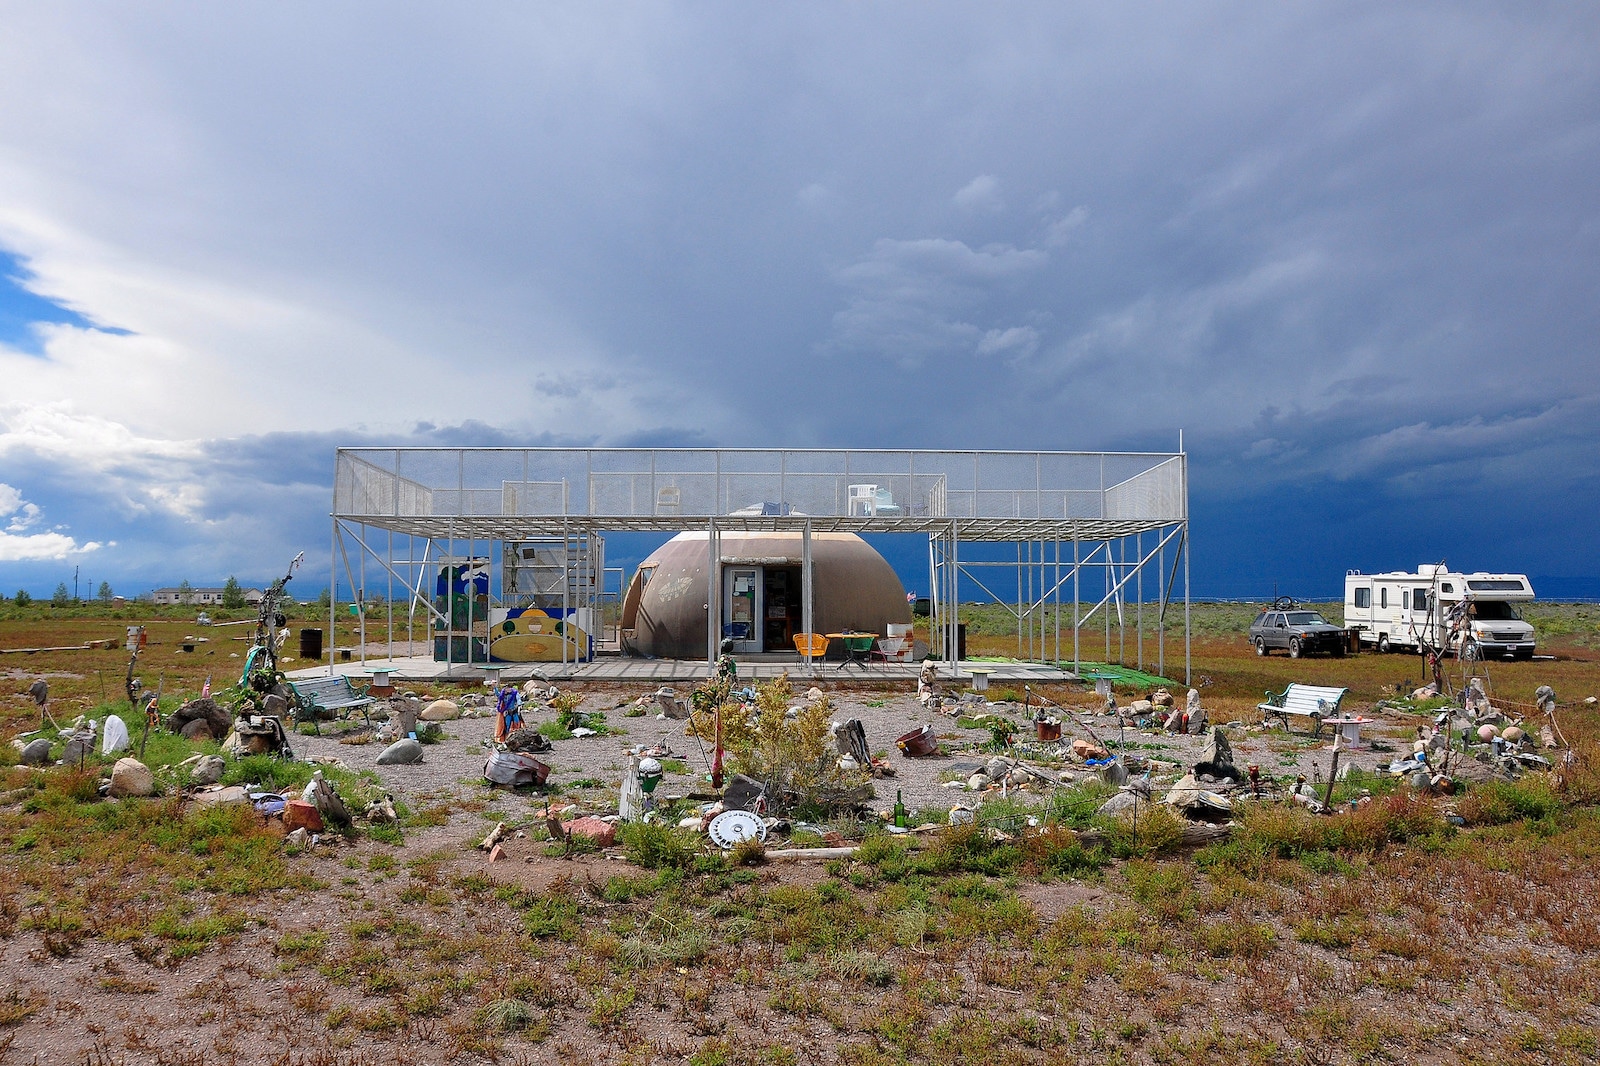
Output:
[{"xmin": 0, "ymin": 3, "xmax": 1596, "ymax": 595}]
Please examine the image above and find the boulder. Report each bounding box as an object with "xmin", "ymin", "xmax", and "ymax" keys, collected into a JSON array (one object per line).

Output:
[
  {"xmin": 1186, "ymin": 707, "xmax": 1209, "ymax": 735},
  {"xmin": 376, "ymin": 738, "xmax": 425, "ymax": 765},
  {"xmin": 170, "ymin": 698, "xmax": 232, "ymax": 741},
  {"xmin": 1502, "ymin": 726, "xmax": 1526, "ymax": 745},
  {"xmin": 20, "ymin": 738, "xmax": 52, "ymax": 765},
  {"xmin": 395, "ymin": 698, "xmax": 420, "ymax": 736},
  {"xmin": 565, "ymin": 816, "xmax": 617, "ymax": 847},
  {"xmin": 1099, "ymin": 790, "xmax": 1138, "ymax": 815},
  {"xmin": 284, "ymin": 800, "xmax": 324, "ymax": 833},
  {"xmin": 1070, "ymin": 738, "xmax": 1108, "ymax": 761},
  {"xmin": 190, "ymin": 755, "xmax": 226, "ymax": 785},
  {"xmin": 61, "ymin": 733, "xmax": 95, "ymax": 764},
  {"xmin": 421, "ymin": 699, "xmax": 459, "ymax": 722},
  {"xmin": 1185, "ymin": 689, "xmax": 1201, "ymax": 714},
  {"xmin": 263, "ymin": 693, "xmax": 291, "ymax": 718},
  {"xmin": 503, "ymin": 728, "xmax": 551, "ymax": 753},
  {"xmin": 1128, "ymin": 699, "xmax": 1154, "ymax": 717},
  {"xmin": 984, "ymin": 756, "xmax": 1015, "ymax": 780},
  {"xmin": 108, "ymin": 757, "xmax": 157, "ymax": 798},
  {"xmin": 191, "ymin": 785, "xmax": 249, "ymax": 806},
  {"xmin": 1195, "ymin": 727, "xmax": 1242, "ymax": 782},
  {"xmin": 1477, "ymin": 724, "xmax": 1499, "ymax": 743},
  {"xmin": 181, "ymin": 719, "xmax": 215, "ymax": 742},
  {"xmin": 1150, "ymin": 688, "xmax": 1174, "ymax": 708}
]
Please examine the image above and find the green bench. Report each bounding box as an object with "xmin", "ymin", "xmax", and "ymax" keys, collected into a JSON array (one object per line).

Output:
[{"xmin": 288, "ymin": 675, "xmax": 376, "ymax": 734}]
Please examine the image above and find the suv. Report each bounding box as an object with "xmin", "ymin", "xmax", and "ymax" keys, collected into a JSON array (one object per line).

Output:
[{"xmin": 1250, "ymin": 606, "xmax": 1346, "ymax": 658}]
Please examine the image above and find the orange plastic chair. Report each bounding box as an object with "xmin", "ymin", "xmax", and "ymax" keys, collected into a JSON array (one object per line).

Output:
[{"xmin": 793, "ymin": 633, "xmax": 830, "ymax": 660}]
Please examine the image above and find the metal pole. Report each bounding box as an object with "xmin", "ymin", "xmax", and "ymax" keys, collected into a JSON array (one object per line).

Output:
[
  {"xmin": 802, "ymin": 521, "xmax": 814, "ymax": 673},
  {"xmin": 1157, "ymin": 531, "xmax": 1166, "ymax": 680},
  {"xmin": 328, "ymin": 517, "xmax": 338, "ymax": 677},
  {"xmin": 1136, "ymin": 530, "xmax": 1143, "ymax": 671},
  {"xmin": 706, "ymin": 518, "xmax": 718, "ymax": 665},
  {"xmin": 1072, "ymin": 536, "xmax": 1080, "ymax": 673},
  {"xmin": 1183, "ymin": 523, "xmax": 1192, "ymax": 686}
]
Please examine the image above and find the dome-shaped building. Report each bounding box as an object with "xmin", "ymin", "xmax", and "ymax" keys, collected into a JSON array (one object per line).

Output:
[{"xmin": 619, "ymin": 531, "xmax": 912, "ymax": 659}]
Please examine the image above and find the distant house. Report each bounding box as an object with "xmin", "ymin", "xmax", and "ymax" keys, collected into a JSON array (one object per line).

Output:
[{"xmin": 150, "ymin": 586, "xmax": 264, "ymax": 606}]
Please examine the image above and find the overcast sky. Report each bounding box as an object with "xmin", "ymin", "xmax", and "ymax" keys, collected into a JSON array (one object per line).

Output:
[{"xmin": 1, "ymin": 2, "xmax": 1597, "ymax": 600}]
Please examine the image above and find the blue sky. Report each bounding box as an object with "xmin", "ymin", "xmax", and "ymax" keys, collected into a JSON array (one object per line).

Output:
[{"xmin": 1, "ymin": 3, "xmax": 1597, "ymax": 603}]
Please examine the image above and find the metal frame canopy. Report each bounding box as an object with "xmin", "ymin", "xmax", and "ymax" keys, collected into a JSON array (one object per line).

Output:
[{"xmin": 328, "ymin": 447, "xmax": 1191, "ymax": 680}]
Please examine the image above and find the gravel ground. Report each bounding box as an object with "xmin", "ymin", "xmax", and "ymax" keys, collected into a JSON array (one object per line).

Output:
[{"xmin": 289, "ymin": 681, "xmax": 1413, "ymax": 823}]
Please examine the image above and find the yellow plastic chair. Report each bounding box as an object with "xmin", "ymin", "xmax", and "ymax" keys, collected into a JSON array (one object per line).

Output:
[{"xmin": 793, "ymin": 633, "xmax": 830, "ymax": 660}]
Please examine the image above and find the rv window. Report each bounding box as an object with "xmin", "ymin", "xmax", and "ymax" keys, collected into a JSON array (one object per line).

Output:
[
  {"xmin": 1468, "ymin": 579, "xmax": 1525, "ymax": 592},
  {"xmin": 1440, "ymin": 583, "xmax": 1453, "ymax": 594},
  {"xmin": 1414, "ymin": 588, "xmax": 1430, "ymax": 611},
  {"xmin": 1380, "ymin": 588, "xmax": 1388, "ymax": 608},
  {"xmin": 1402, "ymin": 590, "xmax": 1409, "ymax": 610},
  {"xmin": 1354, "ymin": 588, "xmax": 1370, "ymax": 608}
]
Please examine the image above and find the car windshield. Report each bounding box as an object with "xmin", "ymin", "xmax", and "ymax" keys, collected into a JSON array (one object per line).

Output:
[
  {"xmin": 1470, "ymin": 601, "xmax": 1521, "ymax": 621},
  {"xmin": 1285, "ymin": 612, "xmax": 1327, "ymax": 625}
]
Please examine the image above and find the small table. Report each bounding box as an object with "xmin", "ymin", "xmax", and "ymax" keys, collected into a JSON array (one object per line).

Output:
[
  {"xmin": 1323, "ymin": 715, "xmax": 1372, "ymax": 748},
  {"xmin": 364, "ymin": 668, "xmax": 395, "ymax": 697},
  {"xmin": 827, "ymin": 633, "xmax": 878, "ymax": 670},
  {"xmin": 967, "ymin": 666, "xmax": 996, "ymax": 693},
  {"xmin": 481, "ymin": 665, "xmax": 506, "ymax": 688}
]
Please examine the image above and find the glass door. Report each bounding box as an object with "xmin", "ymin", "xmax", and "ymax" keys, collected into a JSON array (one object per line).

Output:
[{"xmin": 723, "ymin": 568, "xmax": 761, "ymax": 653}]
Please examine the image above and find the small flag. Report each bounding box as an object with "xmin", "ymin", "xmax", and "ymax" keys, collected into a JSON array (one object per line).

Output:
[
  {"xmin": 907, "ymin": 591, "xmax": 916, "ymax": 604},
  {"xmin": 201, "ymin": 676, "xmax": 211, "ymax": 698}
]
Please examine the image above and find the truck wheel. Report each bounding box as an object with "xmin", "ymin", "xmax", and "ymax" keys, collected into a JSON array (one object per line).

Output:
[
  {"xmin": 1255, "ymin": 637, "xmax": 1268, "ymax": 656},
  {"xmin": 1289, "ymin": 638, "xmax": 1303, "ymax": 659},
  {"xmin": 1377, "ymin": 635, "xmax": 1390, "ymax": 654}
]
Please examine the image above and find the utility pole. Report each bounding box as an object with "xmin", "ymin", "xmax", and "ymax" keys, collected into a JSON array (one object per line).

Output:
[{"xmin": 74, "ymin": 566, "xmax": 80, "ymax": 603}]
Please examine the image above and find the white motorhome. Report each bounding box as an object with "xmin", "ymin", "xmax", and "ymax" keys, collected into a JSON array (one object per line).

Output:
[{"xmin": 1344, "ymin": 564, "xmax": 1536, "ymax": 660}]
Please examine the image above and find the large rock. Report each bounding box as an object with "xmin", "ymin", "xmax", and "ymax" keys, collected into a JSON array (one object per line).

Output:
[
  {"xmin": 376, "ymin": 738, "xmax": 425, "ymax": 765},
  {"xmin": 420, "ymin": 699, "xmax": 459, "ymax": 722},
  {"xmin": 181, "ymin": 719, "xmax": 216, "ymax": 742},
  {"xmin": 20, "ymin": 738, "xmax": 52, "ymax": 765},
  {"xmin": 1196, "ymin": 727, "xmax": 1242, "ymax": 782},
  {"xmin": 108, "ymin": 757, "xmax": 157, "ymax": 798},
  {"xmin": 565, "ymin": 816, "xmax": 617, "ymax": 847},
  {"xmin": 170, "ymin": 698, "xmax": 232, "ymax": 740},
  {"xmin": 190, "ymin": 755, "xmax": 226, "ymax": 785}
]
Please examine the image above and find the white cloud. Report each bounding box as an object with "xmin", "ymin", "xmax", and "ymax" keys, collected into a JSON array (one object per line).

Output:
[
  {"xmin": 0, "ymin": 481, "xmax": 97, "ymax": 560},
  {"xmin": 953, "ymin": 174, "xmax": 1003, "ymax": 212}
]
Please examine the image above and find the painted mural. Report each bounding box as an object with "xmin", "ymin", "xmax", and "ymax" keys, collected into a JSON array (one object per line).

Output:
[{"xmin": 488, "ymin": 607, "xmax": 591, "ymax": 662}]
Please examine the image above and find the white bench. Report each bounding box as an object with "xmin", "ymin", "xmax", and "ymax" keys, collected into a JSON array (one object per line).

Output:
[{"xmin": 1258, "ymin": 683, "xmax": 1347, "ymax": 736}]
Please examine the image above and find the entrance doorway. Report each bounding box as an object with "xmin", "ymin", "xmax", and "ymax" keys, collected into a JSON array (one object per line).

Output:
[
  {"xmin": 722, "ymin": 565, "xmax": 802, "ymax": 653},
  {"xmin": 723, "ymin": 568, "xmax": 760, "ymax": 652}
]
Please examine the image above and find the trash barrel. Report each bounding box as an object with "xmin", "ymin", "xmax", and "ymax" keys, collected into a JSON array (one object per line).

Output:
[
  {"xmin": 939, "ymin": 623, "xmax": 967, "ymax": 660},
  {"xmin": 298, "ymin": 628, "xmax": 324, "ymax": 660}
]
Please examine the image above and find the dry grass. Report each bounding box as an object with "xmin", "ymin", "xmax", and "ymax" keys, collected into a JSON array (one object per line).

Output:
[{"xmin": 3, "ymin": 610, "xmax": 1599, "ymax": 1063}]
